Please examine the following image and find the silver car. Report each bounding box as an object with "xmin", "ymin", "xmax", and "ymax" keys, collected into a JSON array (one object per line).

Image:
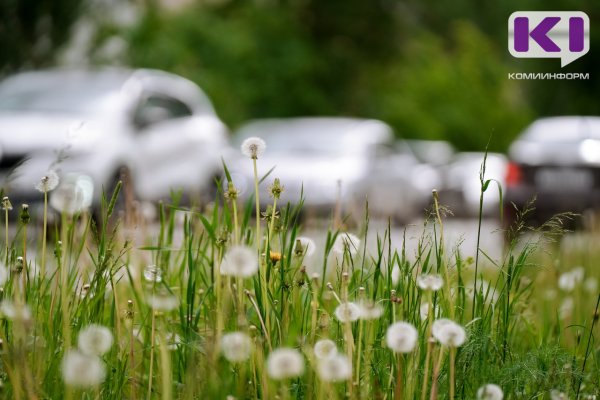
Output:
[
  {"xmin": 229, "ymin": 117, "xmax": 432, "ymax": 223},
  {"xmin": 0, "ymin": 68, "xmax": 229, "ymax": 212}
]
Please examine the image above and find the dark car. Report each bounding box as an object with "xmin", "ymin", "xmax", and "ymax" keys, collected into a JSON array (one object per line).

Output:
[{"xmin": 504, "ymin": 116, "xmax": 600, "ymax": 224}]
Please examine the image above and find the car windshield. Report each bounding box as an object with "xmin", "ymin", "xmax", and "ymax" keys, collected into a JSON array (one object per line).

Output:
[
  {"xmin": 524, "ymin": 118, "xmax": 600, "ymax": 142},
  {"xmin": 0, "ymin": 71, "xmax": 129, "ymax": 115},
  {"xmin": 236, "ymin": 120, "xmax": 390, "ymax": 157}
]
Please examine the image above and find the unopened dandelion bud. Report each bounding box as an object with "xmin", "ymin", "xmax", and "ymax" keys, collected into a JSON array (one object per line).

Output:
[
  {"xmin": 13, "ymin": 257, "xmax": 24, "ymax": 274},
  {"xmin": 224, "ymin": 182, "xmax": 240, "ymax": 201},
  {"xmin": 326, "ymin": 282, "xmax": 334, "ymax": 291},
  {"xmin": 1, "ymin": 197, "xmax": 12, "ymax": 211},
  {"xmin": 54, "ymin": 241, "xmax": 62, "ymax": 259},
  {"xmin": 20, "ymin": 204, "xmax": 30, "ymax": 225},
  {"xmin": 432, "ymin": 189, "xmax": 439, "ymax": 201},
  {"xmin": 268, "ymin": 178, "xmax": 284, "ymax": 199}
]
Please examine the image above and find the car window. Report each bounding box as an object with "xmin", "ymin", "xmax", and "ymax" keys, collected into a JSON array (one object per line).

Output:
[{"xmin": 133, "ymin": 94, "xmax": 193, "ymax": 129}]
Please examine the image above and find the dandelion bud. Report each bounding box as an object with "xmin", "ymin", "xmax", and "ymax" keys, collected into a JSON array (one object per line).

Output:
[
  {"xmin": 1, "ymin": 197, "xmax": 12, "ymax": 211},
  {"xmin": 19, "ymin": 204, "xmax": 30, "ymax": 225},
  {"xmin": 13, "ymin": 257, "xmax": 23, "ymax": 274},
  {"xmin": 268, "ymin": 178, "xmax": 284, "ymax": 199},
  {"xmin": 224, "ymin": 182, "xmax": 240, "ymax": 201},
  {"xmin": 241, "ymin": 137, "xmax": 266, "ymax": 159},
  {"xmin": 294, "ymin": 237, "xmax": 316, "ymax": 258},
  {"xmin": 266, "ymin": 348, "xmax": 305, "ymax": 380}
]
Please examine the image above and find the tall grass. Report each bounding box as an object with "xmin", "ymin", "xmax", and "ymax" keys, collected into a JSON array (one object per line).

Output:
[{"xmin": 0, "ymin": 153, "xmax": 598, "ymax": 399}]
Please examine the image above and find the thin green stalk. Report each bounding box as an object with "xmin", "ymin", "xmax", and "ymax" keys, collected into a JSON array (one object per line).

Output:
[
  {"xmin": 41, "ymin": 191, "xmax": 48, "ymax": 281},
  {"xmin": 576, "ymin": 293, "xmax": 600, "ymax": 398}
]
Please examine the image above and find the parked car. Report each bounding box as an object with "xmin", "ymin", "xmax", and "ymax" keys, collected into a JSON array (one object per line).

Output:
[
  {"xmin": 228, "ymin": 117, "xmax": 434, "ymax": 223},
  {"xmin": 0, "ymin": 68, "xmax": 229, "ymax": 214},
  {"xmin": 505, "ymin": 116, "xmax": 600, "ymax": 224},
  {"xmin": 438, "ymin": 152, "xmax": 507, "ymax": 217}
]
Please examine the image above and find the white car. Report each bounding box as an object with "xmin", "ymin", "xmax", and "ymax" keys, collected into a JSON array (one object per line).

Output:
[
  {"xmin": 0, "ymin": 68, "xmax": 229, "ymax": 213},
  {"xmin": 229, "ymin": 117, "xmax": 434, "ymax": 223}
]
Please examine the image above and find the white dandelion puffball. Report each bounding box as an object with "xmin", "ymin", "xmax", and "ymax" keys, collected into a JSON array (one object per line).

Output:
[
  {"xmin": 0, "ymin": 263, "xmax": 8, "ymax": 286},
  {"xmin": 558, "ymin": 272, "xmax": 576, "ymax": 292},
  {"xmin": 35, "ymin": 170, "xmax": 60, "ymax": 193},
  {"xmin": 584, "ymin": 277, "xmax": 598, "ymax": 293},
  {"xmin": 241, "ymin": 137, "xmax": 266, "ymax": 159},
  {"xmin": 335, "ymin": 302, "xmax": 361, "ymax": 323},
  {"xmin": 267, "ymin": 348, "xmax": 305, "ymax": 380},
  {"xmin": 432, "ymin": 319, "xmax": 467, "ymax": 347},
  {"xmin": 317, "ymin": 353, "xmax": 352, "ymax": 382},
  {"xmin": 332, "ymin": 232, "xmax": 360, "ymax": 256},
  {"xmin": 78, "ymin": 324, "xmax": 114, "ymax": 356},
  {"xmin": 145, "ymin": 294, "xmax": 179, "ymax": 312},
  {"xmin": 221, "ymin": 332, "xmax": 253, "ymax": 363},
  {"xmin": 358, "ymin": 300, "xmax": 384, "ymax": 320},
  {"xmin": 314, "ymin": 339, "xmax": 337, "ymax": 360},
  {"xmin": 416, "ymin": 274, "xmax": 444, "ymax": 291},
  {"xmin": 386, "ymin": 321, "xmax": 418, "ymax": 353},
  {"xmin": 62, "ymin": 350, "xmax": 106, "ymax": 387},
  {"xmin": 220, "ymin": 246, "xmax": 259, "ymax": 278},
  {"xmin": 550, "ymin": 390, "xmax": 567, "ymax": 400},
  {"xmin": 294, "ymin": 236, "xmax": 316, "ymax": 258},
  {"xmin": 0, "ymin": 301, "xmax": 32, "ymax": 321},
  {"xmin": 477, "ymin": 384, "xmax": 504, "ymax": 400}
]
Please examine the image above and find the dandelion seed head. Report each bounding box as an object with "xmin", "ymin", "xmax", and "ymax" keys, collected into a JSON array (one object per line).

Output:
[
  {"xmin": 550, "ymin": 390, "xmax": 567, "ymax": 400},
  {"xmin": 385, "ymin": 321, "xmax": 418, "ymax": 353},
  {"xmin": 220, "ymin": 246, "xmax": 258, "ymax": 278},
  {"xmin": 77, "ymin": 324, "xmax": 114, "ymax": 356},
  {"xmin": 143, "ymin": 265, "xmax": 162, "ymax": 283},
  {"xmin": 332, "ymin": 233, "xmax": 360, "ymax": 256},
  {"xmin": 267, "ymin": 348, "xmax": 305, "ymax": 380},
  {"xmin": 294, "ymin": 237, "xmax": 316, "ymax": 258},
  {"xmin": 334, "ymin": 302, "xmax": 361, "ymax": 323},
  {"xmin": 432, "ymin": 319, "xmax": 467, "ymax": 347},
  {"xmin": 241, "ymin": 137, "xmax": 266, "ymax": 159},
  {"xmin": 0, "ymin": 301, "xmax": 32, "ymax": 322},
  {"xmin": 358, "ymin": 300, "xmax": 384, "ymax": 320},
  {"xmin": 145, "ymin": 293, "xmax": 179, "ymax": 312},
  {"xmin": 416, "ymin": 274, "xmax": 444, "ymax": 291},
  {"xmin": 62, "ymin": 350, "xmax": 106, "ymax": 387},
  {"xmin": 0, "ymin": 264, "xmax": 8, "ymax": 286},
  {"xmin": 477, "ymin": 384, "xmax": 504, "ymax": 400},
  {"xmin": 35, "ymin": 170, "xmax": 60, "ymax": 193},
  {"xmin": 314, "ymin": 339, "xmax": 337, "ymax": 360},
  {"xmin": 317, "ymin": 353, "xmax": 352, "ymax": 382},
  {"xmin": 584, "ymin": 277, "xmax": 598, "ymax": 293},
  {"xmin": 221, "ymin": 332, "xmax": 253, "ymax": 363}
]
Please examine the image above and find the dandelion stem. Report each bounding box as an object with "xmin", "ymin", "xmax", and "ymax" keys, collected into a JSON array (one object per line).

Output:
[
  {"xmin": 429, "ymin": 346, "xmax": 445, "ymax": 400},
  {"xmin": 245, "ymin": 289, "xmax": 272, "ymax": 351},
  {"xmin": 252, "ymin": 158, "xmax": 261, "ymax": 250},
  {"xmin": 394, "ymin": 354, "xmax": 404, "ymax": 400},
  {"xmin": 5, "ymin": 206, "xmax": 9, "ymax": 265},
  {"xmin": 420, "ymin": 292, "xmax": 434, "ymax": 400},
  {"xmin": 41, "ymin": 191, "xmax": 48, "ymax": 281}
]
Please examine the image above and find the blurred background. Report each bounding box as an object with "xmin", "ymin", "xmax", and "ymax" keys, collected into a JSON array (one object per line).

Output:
[{"xmin": 1, "ymin": 0, "xmax": 599, "ymax": 227}]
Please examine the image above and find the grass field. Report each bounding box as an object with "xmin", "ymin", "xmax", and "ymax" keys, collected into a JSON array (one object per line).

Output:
[{"xmin": 0, "ymin": 141, "xmax": 598, "ymax": 399}]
